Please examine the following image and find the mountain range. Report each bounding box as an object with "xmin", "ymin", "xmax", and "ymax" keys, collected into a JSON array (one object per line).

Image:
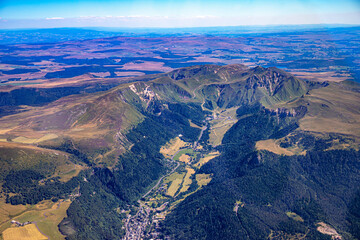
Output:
[{"xmin": 0, "ymin": 64, "xmax": 359, "ymax": 239}]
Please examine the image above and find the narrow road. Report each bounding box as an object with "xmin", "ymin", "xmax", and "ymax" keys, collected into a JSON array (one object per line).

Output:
[
  {"xmin": 142, "ymin": 150, "xmax": 181, "ymax": 198},
  {"xmin": 193, "ymin": 125, "xmax": 207, "ymax": 149},
  {"xmin": 34, "ymin": 222, "xmax": 51, "ymax": 240}
]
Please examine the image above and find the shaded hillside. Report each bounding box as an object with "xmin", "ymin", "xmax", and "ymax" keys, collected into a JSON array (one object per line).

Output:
[{"xmin": 162, "ymin": 105, "xmax": 360, "ymax": 240}]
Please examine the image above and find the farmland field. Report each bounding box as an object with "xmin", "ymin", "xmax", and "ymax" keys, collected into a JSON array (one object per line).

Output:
[
  {"xmin": 173, "ymin": 149, "xmax": 195, "ymax": 161},
  {"xmin": 178, "ymin": 154, "xmax": 191, "ymax": 164},
  {"xmin": 179, "ymin": 167, "xmax": 195, "ymax": 193},
  {"xmin": 166, "ymin": 177, "xmax": 184, "ymax": 197},
  {"xmin": 160, "ymin": 137, "xmax": 189, "ymax": 158},
  {"xmin": 195, "ymin": 151, "xmax": 220, "ymax": 168},
  {"xmin": 2, "ymin": 224, "xmax": 48, "ymax": 240},
  {"xmin": 0, "ymin": 200, "xmax": 71, "ymax": 240}
]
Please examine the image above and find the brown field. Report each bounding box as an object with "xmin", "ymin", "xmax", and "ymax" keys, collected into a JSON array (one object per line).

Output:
[
  {"xmin": 178, "ymin": 154, "xmax": 191, "ymax": 164},
  {"xmin": 121, "ymin": 61, "xmax": 173, "ymax": 72},
  {"xmin": 115, "ymin": 71, "xmax": 145, "ymax": 77},
  {"xmin": 195, "ymin": 151, "xmax": 220, "ymax": 168},
  {"xmin": 12, "ymin": 134, "xmax": 58, "ymax": 144},
  {"xmin": 196, "ymin": 174, "xmax": 212, "ymax": 187},
  {"xmin": 160, "ymin": 137, "xmax": 189, "ymax": 158},
  {"xmin": 179, "ymin": 168, "xmax": 195, "ymax": 193},
  {"xmin": 256, "ymin": 139, "xmax": 295, "ymax": 156},
  {"xmin": 188, "ymin": 120, "xmax": 202, "ymax": 129},
  {"xmin": 1, "ymin": 199, "xmax": 71, "ymax": 240},
  {"xmin": 90, "ymin": 72, "xmax": 111, "ymax": 78},
  {"xmin": 298, "ymin": 84, "xmax": 360, "ymax": 136},
  {"xmin": 209, "ymin": 108, "xmax": 238, "ymax": 146},
  {"xmin": 316, "ymin": 222, "xmax": 342, "ymax": 239},
  {"xmin": 2, "ymin": 224, "xmax": 48, "ymax": 240},
  {"xmin": 0, "ymin": 141, "xmax": 63, "ymax": 153},
  {"xmin": 290, "ymin": 70, "xmax": 351, "ymax": 82},
  {"xmin": 166, "ymin": 178, "xmax": 183, "ymax": 197}
]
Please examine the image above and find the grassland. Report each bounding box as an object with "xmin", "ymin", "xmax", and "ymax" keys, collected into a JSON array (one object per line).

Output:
[
  {"xmin": 0, "ymin": 199, "xmax": 71, "ymax": 240},
  {"xmin": 0, "ymin": 84, "xmax": 145, "ymax": 169},
  {"xmin": 163, "ymin": 172, "xmax": 186, "ymax": 197},
  {"xmin": 0, "ymin": 203, "xmax": 27, "ymax": 228},
  {"xmin": 163, "ymin": 172, "xmax": 185, "ymax": 185},
  {"xmin": 2, "ymin": 224, "xmax": 48, "ymax": 240},
  {"xmin": 0, "ymin": 142, "xmax": 72, "ymax": 181},
  {"xmin": 286, "ymin": 211, "xmax": 304, "ymax": 222},
  {"xmin": 53, "ymin": 164, "xmax": 86, "ymax": 182},
  {"xmin": 166, "ymin": 178, "xmax": 183, "ymax": 197},
  {"xmin": 195, "ymin": 151, "xmax": 220, "ymax": 168},
  {"xmin": 196, "ymin": 174, "xmax": 212, "ymax": 187},
  {"xmin": 173, "ymin": 149, "xmax": 195, "ymax": 161},
  {"xmin": 160, "ymin": 137, "xmax": 189, "ymax": 159},
  {"xmin": 188, "ymin": 120, "xmax": 202, "ymax": 129},
  {"xmin": 256, "ymin": 139, "xmax": 295, "ymax": 156},
  {"xmin": 11, "ymin": 134, "xmax": 58, "ymax": 144},
  {"xmin": 276, "ymin": 83, "xmax": 360, "ymax": 137},
  {"xmin": 208, "ymin": 108, "xmax": 238, "ymax": 147}
]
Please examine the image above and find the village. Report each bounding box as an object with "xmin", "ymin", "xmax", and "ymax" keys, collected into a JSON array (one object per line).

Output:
[{"xmin": 122, "ymin": 116, "xmax": 220, "ymax": 240}]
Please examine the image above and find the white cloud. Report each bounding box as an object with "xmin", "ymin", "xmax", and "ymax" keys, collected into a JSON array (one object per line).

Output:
[{"xmin": 46, "ymin": 17, "xmax": 64, "ymax": 20}]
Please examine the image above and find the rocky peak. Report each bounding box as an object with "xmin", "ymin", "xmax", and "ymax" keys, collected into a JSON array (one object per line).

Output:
[
  {"xmin": 168, "ymin": 65, "xmax": 223, "ymax": 80},
  {"xmin": 247, "ymin": 67, "xmax": 300, "ymax": 96}
]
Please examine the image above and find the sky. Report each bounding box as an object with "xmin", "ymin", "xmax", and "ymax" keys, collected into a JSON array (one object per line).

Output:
[{"xmin": 0, "ymin": 0, "xmax": 359, "ymax": 29}]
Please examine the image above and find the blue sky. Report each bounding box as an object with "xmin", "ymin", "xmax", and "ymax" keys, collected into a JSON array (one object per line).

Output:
[{"xmin": 0, "ymin": 0, "xmax": 359, "ymax": 28}]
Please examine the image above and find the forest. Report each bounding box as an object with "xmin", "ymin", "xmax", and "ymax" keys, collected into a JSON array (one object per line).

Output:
[
  {"xmin": 161, "ymin": 104, "xmax": 360, "ymax": 239},
  {"xmin": 59, "ymin": 100, "xmax": 206, "ymax": 239}
]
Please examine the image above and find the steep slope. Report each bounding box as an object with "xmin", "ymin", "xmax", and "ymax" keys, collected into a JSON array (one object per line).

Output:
[
  {"xmin": 0, "ymin": 64, "xmax": 309, "ymax": 162},
  {"xmin": 131, "ymin": 64, "xmax": 308, "ymax": 110}
]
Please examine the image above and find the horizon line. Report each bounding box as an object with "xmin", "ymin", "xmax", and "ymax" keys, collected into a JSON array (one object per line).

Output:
[{"xmin": 1, "ymin": 23, "xmax": 359, "ymax": 31}]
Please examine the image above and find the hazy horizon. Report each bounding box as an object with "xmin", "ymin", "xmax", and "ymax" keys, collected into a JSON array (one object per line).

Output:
[{"xmin": 0, "ymin": 0, "xmax": 359, "ymax": 29}]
